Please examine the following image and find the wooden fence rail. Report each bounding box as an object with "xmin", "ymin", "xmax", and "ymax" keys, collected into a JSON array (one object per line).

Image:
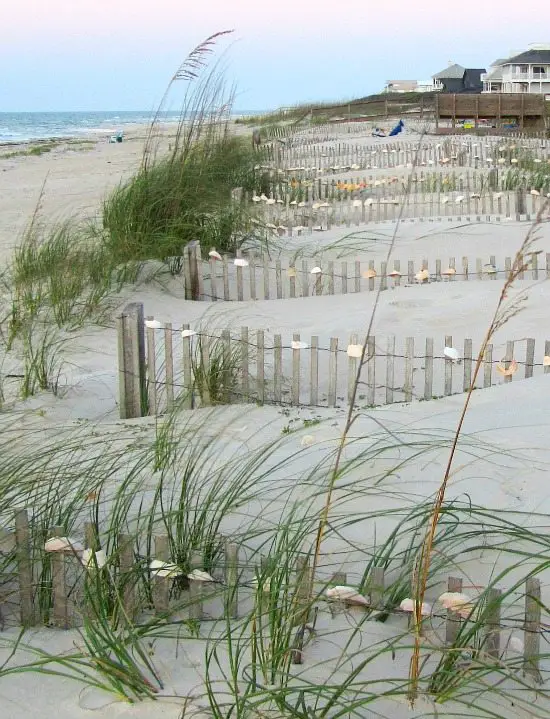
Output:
[
  {"xmin": 181, "ymin": 246, "xmax": 549, "ymax": 303},
  {"xmin": 117, "ymin": 305, "xmax": 550, "ymax": 420}
]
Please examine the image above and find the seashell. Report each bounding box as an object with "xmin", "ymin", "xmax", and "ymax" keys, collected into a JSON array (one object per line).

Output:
[
  {"xmin": 181, "ymin": 329, "xmax": 196, "ymax": 338},
  {"xmin": 347, "ymin": 344, "xmax": 363, "ymax": 358},
  {"xmin": 266, "ymin": 198, "xmax": 276, "ymax": 205},
  {"xmin": 444, "ymin": 346, "xmax": 459, "ymax": 361},
  {"xmin": 439, "ymin": 591, "xmax": 474, "ymax": 618},
  {"xmin": 145, "ymin": 319, "xmax": 163, "ymax": 329},
  {"xmin": 150, "ymin": 559, "xmax": 183, "ymax": 579},
  {"xmin": 290, "ymin": 200, "xmax": 297, "ymax": 205},
  {"xmin": 312, "ymin": 202, "xmax": 320, "ymax": 210},
  {"xmin": 287, "ymin": 267, "xmax": 296, "ymax": 277},
  {"xmin": 291, "ymin": 341, "xmax": 309, "ymax": 350},
  {"xmin": 208, "ymin": 249, "xmax": 222, "ymax": 261},
  {"xmin": 389, "ymin": 270, "xmax": 402, "ymax": 277},
  {"xmin": 442, "ymin": 267, "xmax": 456, "ymax": 276},
  {"xmin": 310, "ymin": 266, "xmax": 322, "ymax": 274},
  {"xmin": 252, "ymin": 195, "xmax": 261, "ymax": 202},
  {"xmin": 543, "ymin": 356, "xmax": 550, "ymax": 367},
  {"xmin": 81, "ymin": 548, "xmax": 108, "ymax": 569},
  {"xmin": 187, "ymin": 569, "xmax": 215, "ymax": 582},
  {"xmin": 496, "ymin": 359, "xmax": 518, "ymax": 376},
  {"xmin": 260, "ymin": 194, "xmax": 268, "ymax": 201},
  {"xmin": 362, "ymin": 268, "xmax": 376, "ymax": 279},
  {"xmin": 234, "ymin": 258, "xmax": 249, "ymax": 267},
  {"xmin": 45, "ymin": 537, "xmax": 84, "ymax": 553},
  {"xmin": 276, "ymin": 199, "xmax": 284, "ymax": 204},
  {"xmin": 298, "ymin": 201, "xmax": 306, "ymax": 207},
  {"xmin": 415, "ymin": 269, "xmax": 429, "ymax": 282},
  {"xmin": 399, "ymin": 598, "xmax": 432, "ymax": 616},
  {"xmin": 511, "ymin": 158, "xmax": 518, "ymax": 164},
  {"xmin": 498, "ymin": 157, "xmax": 506, "ymax": 164},
  {"xmin": 484, "ymin": 264, "xmax": 497, "ymax": 274},
  {"xmin": 326, "ymin": 585, "xmax": 369, "ymax": 607},
  {"xmin": 530, "ymin": 189, "xmax": 540, "ymax": 196},
  {"xmin": 300, "ymin": 434, "xmax": 315, "ymax": 447}
]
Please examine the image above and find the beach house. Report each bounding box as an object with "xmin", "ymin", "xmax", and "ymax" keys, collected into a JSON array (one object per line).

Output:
[
  {"xmin": 383, "ymin": 80, "xmax": 434, "ymax": 93},
  {"xmin": 432, "ymin": 64, "xmax": 486, "ymax": 93},
  {"xmin": 481, "ymin": 44, "xmax": 550, "ymax": 94}
]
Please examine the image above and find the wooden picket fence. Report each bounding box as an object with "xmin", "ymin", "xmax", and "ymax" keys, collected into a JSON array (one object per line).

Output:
[
  {"xmin": 248, "ymin": 169, "xmax": 549, "ymax": 200},
  {"xmin": 241, "ymin": 189, "xmax": 546, "ymax": 229},
  {"xmin": 0, "ymin": 507, "xmax": 544, "ymax": 678},
  {"xmin": 116, "ymin": 304, "xmax": 550, "ymax": 420},
  {"xmin": 0, "ymin": 509, "xmax": 542, "ymax": 681},
  {"xmin": 266, "ymin": 136, "xmax": 550, "ymax": 173},
  {"xmin": 181, "ymin": 245, "xmax": 548, "ymax": 303}
]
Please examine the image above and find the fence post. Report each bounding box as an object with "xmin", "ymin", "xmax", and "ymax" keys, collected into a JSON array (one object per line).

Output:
[
  {"xmin": 15, "ymin": 509, "xmax": 34, "ymax": 626},
  {"xmin": 224, "ymin": 541, "xmax": 239, "ymax": 619},
  {"xmin": 185, "ymin": 241, "xmax": 202, "ymax": 301},
  {"xmin": 291, "ymin": 553, "xmax": 312, "ymax": 664},
  {"xmin": 119, "ymin": 533, "xmax": 136, "ymax": 620},
  {"xmin": 117, "ymin": 302, "xmax": 146, "ymax": 419},
  {"xmin": 524, "ymin": 577, "xmax": 542, "ymax": 682},
  {"xmin": 368, "ymin": 567, "xmax": 385, "ymax": 609},
  {"xmin": 515, "ymin": 189, "xmax": 526, "ymax": 219},
  {"xmin": 152, "ymin": 535, "xmax": 170, "ymax": 615},
  {"xmin": 485, "ymin": 588, "xmax": 502, "ymax": 658},
  {"xmin": 50, "ymin": 526, "xmax": 69, "ymax": 629},
  {"xmin": 385, "ymin": 336, "xmax": 395, "ymax": 404},
  {"xmin": 444, "ymin": 334, "xmax": 453, "ymax": 396},
  {"xmin": 83, "ymin": 522, "xmax": 100, "ymax": 620},
  {"xmin": 189, "ymin": 550, "xmax": 204, "ymax": 621},
  {"xmin": 445, "ymin": 576, "xmax": 463, "ymax": 645}
]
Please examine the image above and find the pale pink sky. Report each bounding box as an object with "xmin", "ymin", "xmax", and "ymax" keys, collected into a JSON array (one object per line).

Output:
[{"xmin": 0, "ymin": 0, "xmax": 541, "ymax": 110}]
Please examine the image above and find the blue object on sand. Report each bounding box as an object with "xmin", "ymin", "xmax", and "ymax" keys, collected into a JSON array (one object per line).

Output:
[{"xmin": 389, "ymin": 119, "xmax": 404, "ymax": 137}]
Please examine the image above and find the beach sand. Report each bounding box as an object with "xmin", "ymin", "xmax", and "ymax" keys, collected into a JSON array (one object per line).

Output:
[{"xmin": 0, "ymin": 124, "xmax": 549, "ymax": 718}]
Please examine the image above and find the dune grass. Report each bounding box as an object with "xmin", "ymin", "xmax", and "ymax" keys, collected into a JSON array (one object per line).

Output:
[{"xmin": 102, "ymin": 32, "xmax": 271, "ymax": 266}]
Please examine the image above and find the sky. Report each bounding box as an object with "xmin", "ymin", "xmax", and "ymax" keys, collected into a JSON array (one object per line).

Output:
[{"xmin": 0, "ymin": 0, "xmax": 543, "ymax": 112}]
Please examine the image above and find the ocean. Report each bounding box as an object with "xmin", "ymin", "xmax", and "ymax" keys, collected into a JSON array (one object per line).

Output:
[{"xmin": 0, "ymin": 110, "xmax": 258, "ymax": 144}]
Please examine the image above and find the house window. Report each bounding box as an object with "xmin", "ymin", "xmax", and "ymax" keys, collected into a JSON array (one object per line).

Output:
[{"xmin": 533, "ymin": 66, "xmax": 547, "ymax": 76}]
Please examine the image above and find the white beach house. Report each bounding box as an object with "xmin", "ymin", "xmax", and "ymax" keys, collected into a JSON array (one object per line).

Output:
[{"xmin": 481, "ymin": 44, "xmax": 550, "ymax": 94}]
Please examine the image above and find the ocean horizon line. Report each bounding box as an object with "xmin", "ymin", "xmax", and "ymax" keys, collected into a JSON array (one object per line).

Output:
[{"xmin": 0, "ymin": 109, "xmax": 267, "ymax": 144}]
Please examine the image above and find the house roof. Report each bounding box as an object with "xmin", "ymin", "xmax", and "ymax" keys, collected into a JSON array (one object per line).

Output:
[
  {"xmin": 433, "ymin": 63, "xmax": 466, "ymax": 79},
  {"xmin": 491, "ymin": 58, "xmax": 508, "ymax": 67},
  {"xmin": 484, "ymin": 67, "xmax": 503, "ymax": 81},
  {"xmin": 504, "ymin": 49, "xmax": 550, "ymax": 65}
]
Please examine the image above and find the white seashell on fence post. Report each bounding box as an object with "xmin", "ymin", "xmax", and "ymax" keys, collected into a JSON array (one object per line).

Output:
[{"xmin": 144, "ymin": 319, "xmax": 163, "ymax": 329}]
